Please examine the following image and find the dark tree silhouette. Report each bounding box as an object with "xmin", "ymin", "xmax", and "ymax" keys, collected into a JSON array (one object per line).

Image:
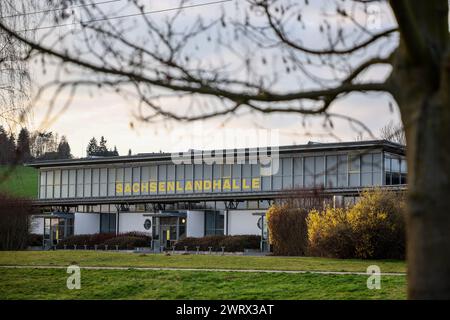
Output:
[
  {"xmin": 57, "ymin": 135, "xmax": 72, "ymax": 159},
  {"xmin": 16, "ymin": 127, "xmax": 32, "ymax": 163}
]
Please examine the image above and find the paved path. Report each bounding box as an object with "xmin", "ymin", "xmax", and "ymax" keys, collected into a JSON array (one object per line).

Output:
[{"xmin": 0, "ymin": 265, "xmax": 406, "ymax": 276}]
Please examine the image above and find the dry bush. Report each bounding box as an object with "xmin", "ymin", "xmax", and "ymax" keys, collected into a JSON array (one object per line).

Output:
[
  {"xmin": 0, "ymin": 193, "xmax": 37, "ymax": 250},
  {"xmin": 266, "ymin": 205, "xmax": 308, "ymax": 256}
]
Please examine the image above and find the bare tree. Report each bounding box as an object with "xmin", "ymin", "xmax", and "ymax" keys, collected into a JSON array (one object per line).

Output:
[
  {"xmin": 380, "ymin": 121, "xmax": 406, "ymax": 145},
  {"xmin": 0, "ymin": 1, "xmax": 37, "ymax": 129},
  {"xmin": 0, "ymin": 0, "xmax": 448, "ymax": 298}
]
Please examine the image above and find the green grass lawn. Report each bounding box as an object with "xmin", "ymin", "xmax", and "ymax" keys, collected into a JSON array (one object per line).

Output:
[
  {"xmin": 0, "ymin": 251, "xmax": 406, "ymax": 300},
  {"xmin": 0, "ymin": 165, "xmax": 38, "ymax": 198},
  {"xmin": 0, "ymin": 268, "xmax": 406, "ymax": 300},
  {"xmin": 0, "ymin": 251, "xmax": 406, "ymax": 273}
]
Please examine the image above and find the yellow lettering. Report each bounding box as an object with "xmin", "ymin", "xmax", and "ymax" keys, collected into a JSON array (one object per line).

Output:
[
  {"xmin": 252, "ymin": 178, "xmax": 260, "ymax": 190},
  {"xmin": 203, "ymin": 180, "xmax": 211, "ymax": 190},
  {"xmin": 124, "ymin": 183, "xmax": 131, "ymax": 193},
  {"xmin": 232, "ymin": 179, "xmax": 240, "ymax": 190},
  {"xmin": 116, "ymin": 183, "xmax": 123, "ymax": 194},
  {"xmin": 194, "ymin": 180, "xmax": 203, "ymax": 191},
  {"xmin": 242, "ymin": 178, "xmax": 250, "ymax": 190},
  {"xmin": 150, "ymin": 181, "xmax": 157, "ymax": 193},
  {"xmin": 223, "ymin": 178, "xmax": 231, "ymax": 190},
  {"xmin": 133, "ymin": 183, "xmax": 140, "ymax": 193},
  {"xmin": 176, "ymin": 181, "xmax": 184, "ymax": 192},
  {"xmin": 141, "ymin": 182, "xmax": 149, "ymax": 193},
  {"xmin": 213, "ymin": 179, "xmax": 221, "ymax": 191},
  {"xmin": 185, "ymin": 181, "xmax": 193, "ymax": 191},
  {"xmin": 167, "ymin": 181, "xmax": 175, "ymax": 192},
  {"xmin": 158, "ymin": 181, "xmax": 166, "ymax": 192}
]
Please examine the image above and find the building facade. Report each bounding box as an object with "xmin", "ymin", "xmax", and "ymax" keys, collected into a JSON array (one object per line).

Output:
[{"xmin": 28, "ymin": 140, "xmax": 407, "ymax": 248}]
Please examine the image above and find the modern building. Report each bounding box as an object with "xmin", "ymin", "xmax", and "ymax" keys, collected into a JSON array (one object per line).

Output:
[{"xmin": 28, "ymin": 140, "xmax": 407, "ymax": 248}]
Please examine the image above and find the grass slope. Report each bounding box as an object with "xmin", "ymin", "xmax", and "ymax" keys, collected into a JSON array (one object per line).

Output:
[
  {"xmin": 0, "ymin": 166, "xmax": 38, "ymax": 198},
  {"xmin": 0, "ymin": 268, "xmax": 406, "ymax": 300},
  {"xmin": 0, "ymin": 251, "xmax": 406, "ymax": 273}
]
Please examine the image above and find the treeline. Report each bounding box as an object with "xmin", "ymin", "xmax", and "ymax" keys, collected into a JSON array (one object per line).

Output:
[
  {"xmin": 86, "ymin": 136, "xmax": 119, "ymax": 157},
  {"xmin": 0, "ymin": 126, "xmax": 72, "ymax": 165}
]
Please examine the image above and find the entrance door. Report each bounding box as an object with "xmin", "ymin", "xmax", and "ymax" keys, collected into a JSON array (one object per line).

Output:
[
  {"xmin": 160, "ymin": 225, "xmax": 177, "ymax": 248},
  {"xmin": 43, "ymin": 217, "xmax": 74, "ymax": 247}
]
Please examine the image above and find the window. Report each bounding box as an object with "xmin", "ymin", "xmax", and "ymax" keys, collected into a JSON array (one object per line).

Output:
[
  {"xmin": 76, "ymin": 169, "xmax": 84, "ymax": 197},
  {"xmin": 349, "ymin": 154, "xmax": 360, "ymax": 187},
  {"xmin": 194, "ymin": 164, "xmax": 203, "ymax": 193},
  {"xmin": 46, "ymin": 171, "xmax": 53, "ymax": 199},
  {"xmin": 337, "ymin": 155, "xmax": 348, "ymax": 187},
  {"xmin": 132, "ymin": 167, "xmax": 140, "ymax": 195},
  {"xmin": 293, "ymin": 157, "xmax": 303, "ymax": 188},
  {"xmin": 92, "ymin": 168, "xmax": 100, "ymax": 197},
  {"xmin": 54, "ymin": 170, "xmax": 61, "ymax": 198},
  {"xmin": 108, "ymin": 168, "xmax": 116, "ymax": 196},
  {"xmin": 304, "ymin": 157, "xmax": 315, "ymax": 187},
  {"xmin": 282, "ymin": 158, "xmax": 292, "ymax": 189},
  {"xmin": 326, "ymin": 155, "xmax": 337, "ymax": 188},
  {"xmin": 84, "ymin": 169, "xmax": 91, "ymax": 197},
  {"xmin": 99, "ymin": 168, "xmax": 108, "ymax": 197},
  {"xmin": 69, "ymin": 170, "xmax": 76, "ymax": 197},
  {"xmin": 204, "ymin": 211, "xmax": 224, "ymax": 235},
  {"xmin": 100, "ymin": 213, "xmax": 116, "ymax": 233},
  {"xmin": 115, "ymin": 168, "xmax": 123, "ymax": 195},
  {"xmin": 315, "ymin": 156, "xmax": 325, "ymax": 186},
  {"xmin": 40, "ymin": 171, "xmax": 46, "ymax": 199}
]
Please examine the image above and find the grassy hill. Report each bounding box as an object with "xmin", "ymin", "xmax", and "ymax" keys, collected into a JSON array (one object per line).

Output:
[{"xmin": 0, "ymin": 166, "xmax": 38, "ymax": 199}]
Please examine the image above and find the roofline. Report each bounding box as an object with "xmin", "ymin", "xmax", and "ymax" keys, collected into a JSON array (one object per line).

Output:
[{"xmin": 26, "ymin": 139, "xmax": 405, "ymax": 168}]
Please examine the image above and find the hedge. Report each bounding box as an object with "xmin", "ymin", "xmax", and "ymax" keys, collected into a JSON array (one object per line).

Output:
[
  {"xmin": 56, "ymin": 232, "xmax": 151, "ymax": 249},
  {"xmin": 174, "ymin": 235, "xmax": 261, "ymax": 252}
]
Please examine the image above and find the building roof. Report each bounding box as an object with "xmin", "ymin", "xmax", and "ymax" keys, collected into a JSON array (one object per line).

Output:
[{"xmin": 26, "ymin": 139, "xmax": 405, "ymax": 168}]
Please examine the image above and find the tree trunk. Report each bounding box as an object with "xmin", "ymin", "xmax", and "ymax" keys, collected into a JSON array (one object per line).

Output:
[
  {"xmin": 396, "ymin": 52, "xmax": 450, "ymax": 299},
  {"xmin": 389, "ymin": 0, "xmax": 450, "ymax": 299}
]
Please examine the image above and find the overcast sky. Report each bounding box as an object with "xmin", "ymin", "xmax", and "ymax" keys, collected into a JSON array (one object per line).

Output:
[{"xmin": 27, "ymin": 0, "xmax": 402, "ymax": 157}]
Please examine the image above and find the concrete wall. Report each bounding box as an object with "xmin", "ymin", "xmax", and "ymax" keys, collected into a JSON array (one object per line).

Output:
[
  {"xmin": 118, "ymin": 212, "xmax": 152, "ymax": 235},
  {"xmin": 30, "ymin": 216, "xmax": 44, "ymax": 234},
  {"xmin": 227, "ymin": 210, "xmax": 265, "ymax": 235},
  {"xmin": 74, "ymin": 212, "xmax": 100, "ymax": 234},
  {"xmin": 186, "ymin": 211, "xmax": 205, "ymax": 237}
]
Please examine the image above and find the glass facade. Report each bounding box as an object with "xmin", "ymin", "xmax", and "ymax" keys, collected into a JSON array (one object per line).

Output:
[
  {"xmin": 38, "ymin": 150, "xmax": 405, "ymax": 199},
  {"xmin": 384, "ymin": 153, "xmax": 407, "ymax": 185}
]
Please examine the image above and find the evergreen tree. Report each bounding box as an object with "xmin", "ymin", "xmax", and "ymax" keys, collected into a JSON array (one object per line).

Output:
[
  {"xmin": 98, "ymin": 136, "xmax": 108, "ymax": 154},
  {"xmin": 57, "ymin": 136, "xmax": 72, "ymax": 159},
  {"xmin": 16, "ymin": 128, "xmax": 31, "ymax": 163},
  {"xmin": 86, "ymin": 137, "xmax": 98, "ymax": 156},
  {"xmin": 0, "ymin": 126, "xmax": 9, "ymax": 164},
  {"xmin": 6, "ymin": 133, "xmax": 16, "ymax": 164}
]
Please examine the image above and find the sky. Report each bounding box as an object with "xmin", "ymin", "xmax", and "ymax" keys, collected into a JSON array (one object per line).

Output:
[{"xmin": 24, "ymin": 0, "xmax": 402, "ymax": 157}]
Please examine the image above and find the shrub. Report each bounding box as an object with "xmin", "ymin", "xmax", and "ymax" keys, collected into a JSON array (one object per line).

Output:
[
  {"xmin": 0, "ymin": 193, "xmax": 38, "ymax": 250},
  {"xmin": 348, "ymin": 189, "xmax": 406, "ymax": 259},
  {"xmin": 307, "ymin": 189, "xmax": 406, "ymax": 259},
  {"xmin": 57, "ymin": 233, "xmax": 116, "ymax": 247},
  {"xmin": 174, "ymin": 235, "xmax": 261, "ymax": 252},
  {"xmin": 266, "ymin": 205, "xmax": 308, "ymax": 256},
  {"xmin": 307, "ymin": 207, "xmax": 355, "ymax": 258},
  {"xmin": 102, "ymin": 236, "xmax": 150, "ymax": 249},
  {"xmin": 27, "ymin": 233, "xmax": 43, "ymax": 247},
  {"xmin": 217, "ymin": 235, "xmax": 261, "ymax": 252},
  {"xmin": 56, "ymin": 232, "xmax": 151, "ymax": 249}
]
